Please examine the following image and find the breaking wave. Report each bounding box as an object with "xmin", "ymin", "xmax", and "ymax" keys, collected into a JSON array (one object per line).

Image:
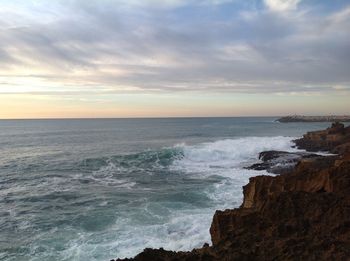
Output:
[{"xmin": 2, "ymin": 136, "xmax": 300, "ymax": 261}]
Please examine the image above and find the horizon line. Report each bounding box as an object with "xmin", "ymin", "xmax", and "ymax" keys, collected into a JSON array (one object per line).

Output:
[
  {"xmin": 1, "ymin": 115, "xmax": 349, "ymax": 120},
  {"xmin": 0, "ymin": 116, "xmax": 280, "ymax": 120}
]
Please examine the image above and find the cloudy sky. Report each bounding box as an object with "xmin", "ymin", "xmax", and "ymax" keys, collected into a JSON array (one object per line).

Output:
[{"xmin": 0, "ymin": 0, "xmax": 349, "ymax": 118}]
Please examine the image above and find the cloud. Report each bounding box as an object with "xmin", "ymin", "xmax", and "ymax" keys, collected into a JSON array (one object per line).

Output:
[
  {"xmin": 264, "ymin": 0, "xmax": 302, "ymax": 11},
  {"xmin": 0, "ymin": 0, "xmax": 349, "ymax": 99}
]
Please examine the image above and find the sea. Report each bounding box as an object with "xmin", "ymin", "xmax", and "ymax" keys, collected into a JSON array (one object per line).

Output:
[{"xmin": 0, "ymin": 117, "xmax": 332, "ymax": 261}]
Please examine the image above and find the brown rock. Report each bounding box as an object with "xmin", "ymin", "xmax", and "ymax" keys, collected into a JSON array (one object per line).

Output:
[
  {"xmin": 333, "ymin": 142, "xmax": 350, "ymax": 154},
  {"xmin": 294, "ymin": 122, "xmax": 350, "ymax": 152},
  {"xmin": 240, "ymin": 155, "xmax": 347, "ymax": 211}
]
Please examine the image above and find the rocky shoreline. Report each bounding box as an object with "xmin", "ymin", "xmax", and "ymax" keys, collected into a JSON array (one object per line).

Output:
[
  {"xmin": 276, "ymin": 115, "xmax": 350, "ymax": 123},
  {"xmin": 112, "ymin": 123, "xmax": 350, "ymax": 261}
]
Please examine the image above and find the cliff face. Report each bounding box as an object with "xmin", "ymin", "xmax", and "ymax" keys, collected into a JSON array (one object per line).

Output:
[
  {"xmin": 240, "ymin": 155, "xmax": 340, "ymax": 210},
  {"xmin": 113, "ymin": 124, "xmax": 350, "ymax": 261},
  {"xmin": 211, "ymin": 155, "xmax": 350, "ymax": 252}
]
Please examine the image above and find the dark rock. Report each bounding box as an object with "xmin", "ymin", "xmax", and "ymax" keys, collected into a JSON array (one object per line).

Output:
[
  {"xmin": 246, "ymin": 150, "xmax": 321, "ymax": 174},
  {"xmin": 209, "ymin": 153, "xmax": 350, "ymax": 260},
  {"xmin": 210, "ymin": 191, "xmax": 350, "ymax": 261},
  {"xmin": 333, "ymin": 142, "xmax": 350, "ymax": 154}
]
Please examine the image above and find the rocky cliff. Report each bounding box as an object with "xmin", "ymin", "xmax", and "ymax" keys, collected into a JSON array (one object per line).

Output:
[
  {"xmin": 294, "ymin": 122, "xmax": 350, "ymax": 152},
  {"xmin": 112, "ymin": 123, "xmax": 350, "ymax": 261}
]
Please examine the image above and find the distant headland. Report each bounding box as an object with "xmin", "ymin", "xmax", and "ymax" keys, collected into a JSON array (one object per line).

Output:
[{"xmin": 276, "ymin": 115, "xmax": 350, "ymax": 123}]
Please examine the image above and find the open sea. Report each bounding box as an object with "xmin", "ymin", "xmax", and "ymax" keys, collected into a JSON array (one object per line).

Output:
[{"xmin": 0, "ymin": 117, "xmax": 331, "ymax": 261}]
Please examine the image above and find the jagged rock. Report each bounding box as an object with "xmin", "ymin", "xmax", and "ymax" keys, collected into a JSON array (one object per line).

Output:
[
  {"xmin": 241, "ymin": 155, "xmax": 344, "ymax": 210},
  {"xmin": 209, "ymin": 191, "xmax": 350, "ymax": 261},
  {"xmin": 210, "ymin": 154, "xmax": 350, "ymax": 260},
  {"xmin": 294, "ymin": 122, "xmax": 350, "ymax": 152},
  {"xmin": 246, "ymin": 150, "xmax": 321, "ymax": 174}
]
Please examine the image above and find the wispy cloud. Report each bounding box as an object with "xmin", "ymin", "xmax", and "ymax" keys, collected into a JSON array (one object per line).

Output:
[{"xmin": 264, "ymin": 0, "xmax": 302, "ymax": 12}]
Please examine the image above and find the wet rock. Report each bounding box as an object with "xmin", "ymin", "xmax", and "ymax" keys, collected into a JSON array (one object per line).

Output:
[{"xmin": 246, "ymin": 150, "xmax": 320, "ymax": 174}]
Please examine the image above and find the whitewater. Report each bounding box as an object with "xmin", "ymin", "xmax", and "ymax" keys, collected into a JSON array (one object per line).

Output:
[{"xmin": 0, "ymin": 118, "xmax": 330, "ymax": 261}]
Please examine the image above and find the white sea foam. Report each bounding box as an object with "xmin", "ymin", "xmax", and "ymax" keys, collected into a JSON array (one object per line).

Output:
[{"xmin": 171, "ymin": 136, "xmax": 298, "ymax": 174}]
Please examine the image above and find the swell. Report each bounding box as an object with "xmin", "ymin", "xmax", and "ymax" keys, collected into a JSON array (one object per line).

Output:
[
  {"xmin": 79, "ymin": 136, "xmax": 297, "ymax": 175},
  {"xmin": 79, "ymin": 148, "xmax": 184, "ymax": 173}
]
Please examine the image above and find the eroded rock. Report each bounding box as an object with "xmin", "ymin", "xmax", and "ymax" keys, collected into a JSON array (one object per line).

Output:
[{"xmin": 294, "ymin": 122, "xmax": 350, "ymax": 152}]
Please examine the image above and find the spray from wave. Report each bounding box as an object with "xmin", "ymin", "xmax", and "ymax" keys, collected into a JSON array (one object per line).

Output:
[{"xmin": 171, "ymin": 136, "xmax": 297, "ymax": 174}]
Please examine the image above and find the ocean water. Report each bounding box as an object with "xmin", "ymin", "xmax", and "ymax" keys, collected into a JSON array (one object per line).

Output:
[{"xmin": 0, "ymin": 118, "xmax": 331, "ymax": 261}]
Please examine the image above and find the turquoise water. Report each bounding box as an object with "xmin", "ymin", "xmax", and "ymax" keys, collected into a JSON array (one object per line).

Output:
[{"xmin": 0, "ymin": 118, "xmax": 331, "ymax": 260}]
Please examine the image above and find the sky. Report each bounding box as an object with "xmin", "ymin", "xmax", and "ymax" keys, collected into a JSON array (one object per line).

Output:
[{"xmin": 0, "ymin": 0, "xmax": 349, "ymax": 118}]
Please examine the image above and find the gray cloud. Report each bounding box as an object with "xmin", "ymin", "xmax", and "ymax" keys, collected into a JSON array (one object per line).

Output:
[{"xmin": 0, "ymin": 0, "xmax": 349, "ymax": 95}]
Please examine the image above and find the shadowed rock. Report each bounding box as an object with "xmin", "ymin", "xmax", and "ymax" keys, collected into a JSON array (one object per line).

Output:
[{"xmin": 246, "ymin": 150, "xmax": 321, "ymax": 174}]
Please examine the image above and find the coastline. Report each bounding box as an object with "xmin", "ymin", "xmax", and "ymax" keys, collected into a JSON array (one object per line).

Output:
[
  {"xmin": 276, "ymin": 115, "xmax": 350, "ymax": 123},
  {"xmin": 113, "ymin": 122, "xmax": 350, "ymax": 261}
]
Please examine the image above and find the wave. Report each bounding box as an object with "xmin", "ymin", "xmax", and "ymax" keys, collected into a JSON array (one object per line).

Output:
[
  {"xmin": 80, "ymin": 136, "xmax": 297, "ymax": 175},
  {"xmin": 171, "ymin": 136, "xmax": 297, "ymax": 175},
  {"xmin": 57, "ymin": 136, "xmax": 299, "ymax": 259},
  {"xmin": 74, "ymin": 136, "xmax": 299, "ymax": 193},
  {"xmin": 80, "ymin": 148, "xmax": 183, "ymax": 172}
]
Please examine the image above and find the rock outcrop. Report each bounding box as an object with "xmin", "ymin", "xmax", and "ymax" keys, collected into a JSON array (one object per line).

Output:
[
  {"xmin": 113, "ymin": 123, "xmax": 350, "ymax": 261},
  {"xmin": 241, "ymin": 155, "xmax": 339, "ymax": 209},
  {"xmin": 294, "ymin": 122, "xmax": 350, "ymax": 152},
  {"xmin": 246, "ymin": 150, "xmax": 320, "ymax": 174}
]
